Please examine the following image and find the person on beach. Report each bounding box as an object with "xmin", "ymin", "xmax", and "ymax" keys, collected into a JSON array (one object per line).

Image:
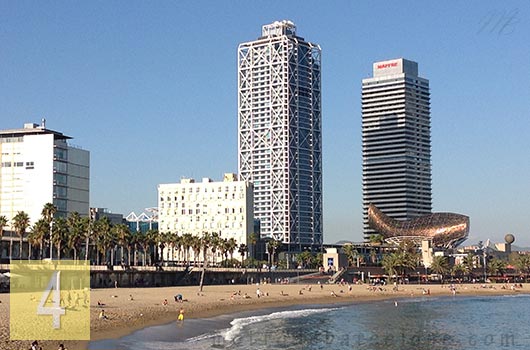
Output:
[
  {"xmin": 177, "ymin": 308, "xmax": 184, "ymax": 321},
  {"xmin": 256, "ymin": 288, "xmax": 262, "ymax": 298},
  {"xmin": 30, "ymin": 340, "xmax": 41, "ymax": 350},
  {"xmin": 163, "ymin": 299, "xmax": 168, "ymax": 306},
  {"xmin": 58, "ymin": 344, "xmax": 66, "ymax": 350},
  {"xmin": 99, "ymin": 309, "xmax": 108, "ymax": 320}
]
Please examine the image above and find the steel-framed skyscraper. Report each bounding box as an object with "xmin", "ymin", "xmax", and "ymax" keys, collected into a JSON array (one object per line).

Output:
[
  {"xmin": 362, "ymin": 58, "xmax": 431, "ymax": 240},
  {"xmin": 238, "ymin": 20, "xmax": 322, "ymax": 251}
]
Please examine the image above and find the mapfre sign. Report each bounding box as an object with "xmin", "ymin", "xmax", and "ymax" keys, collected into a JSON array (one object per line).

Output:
[{"xmin": 377, "ymin": 62, "xmax": 398, "ymax": 69}]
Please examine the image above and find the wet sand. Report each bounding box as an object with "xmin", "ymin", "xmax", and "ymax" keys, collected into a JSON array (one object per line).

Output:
[{"xmin": 1, "ymin": 282, "xmax": 526, "ymax": 350}]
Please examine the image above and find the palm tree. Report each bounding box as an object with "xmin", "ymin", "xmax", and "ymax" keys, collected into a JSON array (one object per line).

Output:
[
  {"xmin": 343, "ymin": 243, "xmax": 360, "ymax": 267},
  {"xmin": 238, "ymin": 243, "xmax": 247, "ymax": 266},
  {"xmin": 0, "ymin": 215, "xmax": 7, "ymax": 259},
  {"xmin": 381, "ymin": 253, "xmax": 400, "ymax": 282},
  {"xmin": 12, "ymin": 211, "xmax": 30, "ymax": 259},
  {"xmin": 52, "ymin": 217, "xmax": 68, "ymax": 260},
  {"xmin": 266, "ymin": 239, "xmax": 281, "ymax": 267},
  {"xmin": 140, "ymin": 230, "xmax": 155, "ymax": 266},
  {"xmin": 227, "ymin": 238, "xmax": 237, "ymax": 264},
  {"xmin": 451, "ymin": 263, "xmax": 468, "ymax": 280},
  {"xmin": 296, "ymin": 251, "xmax": 313, "ymax": 269},
  {"xmin": 199, "ymin": 232, "xmax": 212, "ymax": 292},
  {"xmin": 93, "ymin": 217, "xmax": 113, "ymax": 265},
  {"xmin": 369, "ymin": 234, "xmax": 385, "ymax": 246},
  {"xmin": 487, "ymin": 257, "xmax": 507, "ymax": 277},
  {"xmin": 248, "ymin": 232, "xmax": 258, "ymax": 259},
  {"xmin": 81, "ymin": 216, "xmax": 91, "ymax": 262},
  {"xmin": 430, "ymin": 256, "xmax": 450, "ymax": 282},
  {"xmin": 181, "ymin": 233, "xmax": 194, "ymax": 264},
  {"xmin": 513, "ymin": 254, "xmax": 530, "ymax": 282},
  {"xmin": 29, "ymin": 219, "xmax": 48, "ymax": 260},
  {"xmin": 66, "ymin": 212, "xmax": 85, "ymax": 261},
  {"xmin": 210, "ymin": 232, "xmax": 221, "ymax": 265},
  {"xmin": 191, "ymin": 235, "xmax": 202, "ymax": 265},
  {"xmin": 114, "ymin": 223, "xmax": 131, "ymax": 265},
  {"xmin": 41, "ymin": 202, "xmax": 57, "ymax": 223}
]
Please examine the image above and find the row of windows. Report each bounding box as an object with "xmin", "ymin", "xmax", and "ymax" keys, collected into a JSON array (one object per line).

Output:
[
  {"xmin": 1, "ymin": 161, "xmax": 34, "ymax": 169},
  {"xmin": 160, "ymin": 192, "xmax": 245, "ymax": 203}
]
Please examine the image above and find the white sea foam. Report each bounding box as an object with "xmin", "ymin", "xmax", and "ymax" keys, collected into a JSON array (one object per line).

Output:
[{"xmin": 221, "ymin": 307, "xmax": 340, "ymax": 342}]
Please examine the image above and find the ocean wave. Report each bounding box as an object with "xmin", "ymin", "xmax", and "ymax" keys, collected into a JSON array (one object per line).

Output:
[{"xmin": 221, "ymin": 307, "xmax": 340, "ymax": 342}]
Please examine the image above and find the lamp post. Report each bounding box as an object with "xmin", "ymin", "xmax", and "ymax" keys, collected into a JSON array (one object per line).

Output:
[{"xmin": 49, "ymin": 220, "xmax": 54, "ymax": 260}]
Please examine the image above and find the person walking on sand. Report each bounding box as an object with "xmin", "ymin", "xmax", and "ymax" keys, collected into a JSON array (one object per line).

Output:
[
  {"xmin": 256, "ymin": 288, "xmax": 262, "ymax": 298},
  {"xmin": 178, "ymin": 308, "xmax": 185, "ymax": 321}
]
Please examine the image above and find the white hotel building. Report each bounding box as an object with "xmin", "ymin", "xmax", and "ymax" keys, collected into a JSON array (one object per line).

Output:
[
  {"xmin": 0, "ymin": 121, "xmax": 90, "ymax": 227},
  {"xmin": 157, "ymin": 173, "xmax": 254, "ymax": 261}
]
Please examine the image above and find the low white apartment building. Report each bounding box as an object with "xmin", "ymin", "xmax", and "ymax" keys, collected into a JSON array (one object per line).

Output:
[{"xmin": 158, "ymin": 173, "xmax": 253, "ymax": 261}]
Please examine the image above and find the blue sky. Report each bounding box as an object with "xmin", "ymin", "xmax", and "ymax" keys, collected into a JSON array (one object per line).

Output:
[{"xmin": 1, "ymin": 1, "xmax": 529, "ymax": 245}]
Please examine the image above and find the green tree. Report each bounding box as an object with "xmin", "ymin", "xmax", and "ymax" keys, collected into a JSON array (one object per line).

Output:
[
  {"xmin": 296, "ymin": 251, "xmax": 314, "ymax": 268},
  {"xmin": 181, "ymin": 233, "xmax": 194, "ymax": 264},
  {"xmin": 513, "ymin": 254, "xmax": 530, "ymax": 282},
  {"xmin": 430, "ymin": 256, "xmax": 450, "ymax": 282},
  {"xmin": 238, "ymin": 243, "xmax": 248, "ymax": 266},
  {"xmin": 93, "ymin": 217, "xmax": 113, "ymax": 265},
  {"xmin": 29, "ymin": 219, "xmax": 48, "ymax": 260},
  {"xmin": 369, "ymin": 234, "xmax": 385, "ymax": 246},
  {"xmin": 343, "ymin": 243, "xmax": 361, "ymax": 267},
  {"xmin": 248, "ymin": 232, "xmax": 258, "ymax": 259},
  {"xmin": 487, "ymin": 257, "xmax": 507, "ymax": 277},
  {"xmin": 451, "ymin": 263, "xmax": 468, "ymax": 279},
  {"xmin": 0, "ymin": 215, "xmax": 7, "ymax": 259},
  {"xmin": 114, "ymin": 223, "xmax": 131, "ymax": 265},
  {"xmin": 227, "ymin": 238, "xmax": 237, "ymax": 263},
  {"xmin": 13, "ymin": 211, "xmax": 30, "ymax": 259},
  {"xmin": 381, "ymin": 253, "xmax": 400, "ymax": 280},
  {"xmin": 52, "ymin": 217, "xmax": 69, "ymax": 260},
  {"xmin": 66, "ymin": 212, "xmax": 85, "ymax": 261},
  {"xmin": 266, "ymin": 239, "xmax": 282, "ymax": 267}
]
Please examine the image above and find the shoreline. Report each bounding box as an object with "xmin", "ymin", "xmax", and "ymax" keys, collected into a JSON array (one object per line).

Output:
[{"xmin": 1, "ymin": 283, "xmax": 528, "ymax": 350}]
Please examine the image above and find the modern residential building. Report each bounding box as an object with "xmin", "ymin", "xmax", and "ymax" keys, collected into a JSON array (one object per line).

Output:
[
  {"xmin": 237, "ymin": 20, "xmax": 323, "ymax": 252},
  {"xmin": 0, "ymin": 121, "xmax": 90, "ymax": 227},
  {"xmin": 157, "ymin": 173, "xmax": 253, "ymax": 261},
  {"xmin": 90, "ymin": 207, "xmax": 124, "ymax": 226},
  {"xmin": 362, "ymin": 58, "xmax": 431, "ymax": 240}
]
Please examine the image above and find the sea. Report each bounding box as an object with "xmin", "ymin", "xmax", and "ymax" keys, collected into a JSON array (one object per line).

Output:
[{"xmin": 89, "ymin": 294, "xmax": 530, "ymax": 350}]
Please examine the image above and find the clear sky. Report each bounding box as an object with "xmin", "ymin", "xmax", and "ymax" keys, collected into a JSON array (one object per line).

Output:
[{"xmin": 1, "ymin": 1, "xmax": 529, "ymax": 246}]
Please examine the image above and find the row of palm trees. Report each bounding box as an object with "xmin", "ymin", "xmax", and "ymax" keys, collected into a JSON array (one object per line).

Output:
[
  {"xmin": 0, "ymin": 203, "xmax": 261, "ymax": 267},
  {"xmin": 374, "ymin": 239, "xmax": 530, "ymax": 282}
]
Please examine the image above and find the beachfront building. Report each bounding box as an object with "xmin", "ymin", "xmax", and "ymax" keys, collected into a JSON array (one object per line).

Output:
[
  {"xmin": 157, "ymin": 173, "xmax": 253, "ymax": 262},
  {"xmin": 0, "ymin": 121, "xmax": 89, "ymax": 224},
  {"xmin": 237, "ymin": 20, "xmax": 323, "ymax": 253},
  {"xmin": 125, "ymin": 208, "xmax": 158, "ymax": 233},
  {"xmin": 362, "ymin": 58, "xmax": 432, "ymax": 241},
  {"xmin": 0, "ymin": 121, "xmax": 89, "ymax": 259}
]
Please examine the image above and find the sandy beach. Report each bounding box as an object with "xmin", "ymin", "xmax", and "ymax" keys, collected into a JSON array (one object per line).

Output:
[{"xmin": 1, "ymin": 282, "xmax": 527, "ymax": 350}]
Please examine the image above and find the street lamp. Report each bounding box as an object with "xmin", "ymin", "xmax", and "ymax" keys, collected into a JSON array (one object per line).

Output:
[{"xmin": 49, "ymin": 220, "xmax": 54, "ymax": 260}]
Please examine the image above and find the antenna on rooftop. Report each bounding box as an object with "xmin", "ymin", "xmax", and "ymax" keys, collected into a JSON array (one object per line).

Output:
[{"xmin": 41, "ymin": 118, "xmax": 46, "ymax": 129}]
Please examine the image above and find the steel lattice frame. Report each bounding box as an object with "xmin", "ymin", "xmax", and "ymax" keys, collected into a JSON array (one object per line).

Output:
[{"xmin": 238, "ymin": 22, "xmax": 322, "ymax": 249}]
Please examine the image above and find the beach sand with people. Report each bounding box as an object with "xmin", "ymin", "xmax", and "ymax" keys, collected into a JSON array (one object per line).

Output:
[{"xmin": 0, "ymin": 282, "xmax": 527, "ymax": 349}]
